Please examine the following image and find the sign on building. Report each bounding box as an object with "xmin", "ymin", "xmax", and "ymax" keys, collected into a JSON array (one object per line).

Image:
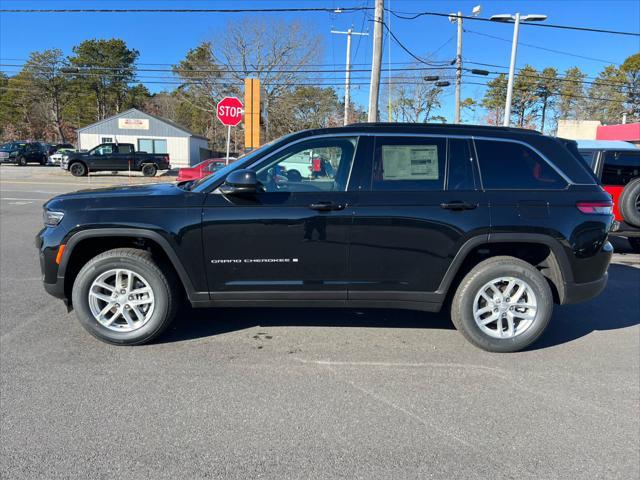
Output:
[{"xmin": 118, "ymin": 118, "xmax": 150, "ymax": 130}]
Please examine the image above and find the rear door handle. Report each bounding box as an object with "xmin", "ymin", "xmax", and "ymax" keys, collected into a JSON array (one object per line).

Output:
[
  {"xmin": 309, "ymin": 201, "xmax": 345, "ymax": 211},
  {"xmin": 440, "ymin": 201, "xmax": 478, "ymax": 211}
]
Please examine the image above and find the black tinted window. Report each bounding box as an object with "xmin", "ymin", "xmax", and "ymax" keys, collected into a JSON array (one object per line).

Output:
[
  {"xmin": 601, "ymin": 151, "xmax": 640, "ymax": 186},
  {"xmin": 475, "ymin": 140, "xmax": 566, "ymax": 190},
  {"xmin": 117, "ymin": 144, "xmax": 134, "ymax": 154},
  {"xmin": 372, "ymin": 137, "xmax": 446, "ymax": 191},
  {"xmin": 448, "ymin": 139, "xmax": 475, "ymax": 190}
]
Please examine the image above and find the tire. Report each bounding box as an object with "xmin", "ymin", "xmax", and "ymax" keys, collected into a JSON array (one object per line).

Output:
[
  {"xmin": 629, "ymin": 237, "xmax": 640, "ymax": 253},
  {"xmin": 69, "ymin": 162, "xmax": 87, "ymax": 177},
  {"xmin": 451, "ymin": 256, "xmax": 553, "ymax": 353},
  {"xmin": 17, "ymin": 156, "xmax": 27, "ymax": 166},
  {"xmin": 71, "ymin": 248, "xmax": 178, "ymax": 345},
  {"xmin": 142, "ymin": 164, "xmax": 157, "ymax": 177},
  {"xmin": 619, "ymin": 178, "xmax": 640, "ymax": 228}
]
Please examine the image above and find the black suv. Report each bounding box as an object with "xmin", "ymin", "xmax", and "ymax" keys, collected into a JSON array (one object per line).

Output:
[
  {"xmin": 0, "ymin": 141, "xmax": 49, "ymax": 165},
  {"xmin": 37, "ymin": 124, "xmax": 613, "ymax": 352}
]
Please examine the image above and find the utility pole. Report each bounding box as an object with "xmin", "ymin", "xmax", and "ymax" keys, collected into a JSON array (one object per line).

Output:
[
  {"xmin": 368, "ymin": 0, "xmax": 384, "ymax": 122},
  {"xmin": 450, "ymin": 6, "xmax": 481, "ymax": 124},
  {"xmin": 454, "ymin": 11, "xmax": 463, "ymax": 124},
  {"xmin": 332, "ymin": 28, "xmax": 368, "ymax": 125}
]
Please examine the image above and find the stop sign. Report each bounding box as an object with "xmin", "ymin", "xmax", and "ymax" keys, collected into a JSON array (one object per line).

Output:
[{"xmin": 216, "ymin": 97, "xmax": 244, "ymax": 126}]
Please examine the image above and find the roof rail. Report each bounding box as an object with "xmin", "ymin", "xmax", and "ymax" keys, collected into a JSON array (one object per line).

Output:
[{"xmin": 346, "ymin": 122, "xmax": 542, "ymax": 134}]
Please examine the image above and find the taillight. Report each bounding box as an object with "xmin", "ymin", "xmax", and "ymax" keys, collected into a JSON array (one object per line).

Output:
[{"xmin": 576, "ymin": 202, "xmax": 613, "ymax": 214}]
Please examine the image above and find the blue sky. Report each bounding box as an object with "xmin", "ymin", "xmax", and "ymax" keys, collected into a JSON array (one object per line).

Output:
[{"xmin": 1, "ymin": 0, "xmax": 639, "ymax": 122}]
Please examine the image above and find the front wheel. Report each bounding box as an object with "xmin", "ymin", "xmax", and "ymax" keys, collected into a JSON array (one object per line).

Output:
[
  {"xmin": 629, "ymin": 237, "xmax": 640, "ymax": 253},
  {"xmin": 17, "ymin": 156, "xmax": 27, "ymax": 166},
  {"xmin": 141, "ymin": 164, "xmax": 157, "ymax": 177},
  {"xmin": 451, "ymin": 256, "xmax": 553, "ymax": 353},
  {"xmin": 71, "ymin": 248, "xmax": 178, "ymax": 345}
]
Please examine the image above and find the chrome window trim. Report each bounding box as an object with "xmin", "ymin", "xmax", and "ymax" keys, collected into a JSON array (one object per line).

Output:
[{"xmin": 214, "ymin": 129, "xmax": 590, "ymax": 192}]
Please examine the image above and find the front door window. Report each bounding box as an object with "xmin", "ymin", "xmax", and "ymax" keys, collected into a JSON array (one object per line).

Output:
[{"xmin": 254, "ymin": 137, "xmax": 357, "ymax": 193}]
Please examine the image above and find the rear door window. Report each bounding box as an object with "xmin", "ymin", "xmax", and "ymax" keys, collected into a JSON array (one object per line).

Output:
[
  {"xmin": 601, "ymin": 151, "xmax": 640, "ymax": 186},
  {"xmin": 117, "ymin": 144, "xmax": 134, "ymax": 154},
  {"xmin": 372, "ymin": 137, "xmax": 446, "ymax": 191},
  {"xmin": 474, "ymin": 139, "xmax": 566, "ymax": 190}
]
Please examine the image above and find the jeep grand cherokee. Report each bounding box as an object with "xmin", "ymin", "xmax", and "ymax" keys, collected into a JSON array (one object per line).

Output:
[{"xmin": 36, "ymin": 124, "xmax": 613, "ymax": 352}]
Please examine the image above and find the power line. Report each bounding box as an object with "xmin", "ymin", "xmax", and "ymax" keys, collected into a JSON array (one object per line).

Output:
[
  {"xmin": 464, "ymin": 29, "xmax": 621, "ymax": 65},
  {"xmin": 388, "ymin": 9, "xmax": 640, "ymax": 37},
  {"xmin": 0, "ymin": 6, "xmax": 373, "ymax": 14}
]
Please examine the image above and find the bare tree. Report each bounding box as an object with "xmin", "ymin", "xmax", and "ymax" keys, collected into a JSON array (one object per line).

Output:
[{"xmin": 386, "ymin": 70, "xmax": 446, "ymax": 122}]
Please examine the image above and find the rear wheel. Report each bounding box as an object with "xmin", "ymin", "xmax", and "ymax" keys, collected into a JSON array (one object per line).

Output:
[
  {"xmin": 71, "ymin": 248, "xmax": 178, "ymax": 345},
  {"xmin": 69, "ymin": 162, "xmax": 86, "ymax": 177},
  {"xmin": 451, "ymin": 256, "xmax": 553, "ymax": 353},
  {"xmin": 142, "ymin": 164, "xmax": 157, "ymax": 177}
]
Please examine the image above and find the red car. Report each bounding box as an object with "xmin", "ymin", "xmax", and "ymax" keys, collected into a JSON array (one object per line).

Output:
[
  {"xmin": 177, "ymin": 158, "xmax": 230, "ymax": 182},
  {"xmin": 577, "ymin": 140, "xmax": 640, "ymax": 252}
]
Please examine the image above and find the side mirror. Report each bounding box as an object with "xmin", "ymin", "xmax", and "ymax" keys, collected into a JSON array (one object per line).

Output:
[{"xmin": 219, "ymin": 169, "xmax": 258, "ymax": 195}]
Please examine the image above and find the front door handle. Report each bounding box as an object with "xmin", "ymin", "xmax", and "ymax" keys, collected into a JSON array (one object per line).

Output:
[
  {"xmin": 440, "ymin": 201, "xmax": 478, "ymax": 211},
  {"xmin": 309, "ymin": 201, "xmax": 345, "ymax": 211}
]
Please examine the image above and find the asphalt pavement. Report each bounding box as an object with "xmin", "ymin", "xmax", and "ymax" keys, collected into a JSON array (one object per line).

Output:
[{"xmin": 1, "ymin": 165, "xmax": 639, "ymax": 479}]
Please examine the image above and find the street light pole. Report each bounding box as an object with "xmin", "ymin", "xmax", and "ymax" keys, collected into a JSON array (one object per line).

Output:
[
  {"xmin": 503, "ymin": 12, "xmax": 520, "ymax": 127},
  {"xmin": 490, "ymin": 12, "xmax": 547, "ymax": 127}
]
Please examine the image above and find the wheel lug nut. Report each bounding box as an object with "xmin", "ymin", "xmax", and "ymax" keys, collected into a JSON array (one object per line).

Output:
[
  {"xmin": 506, "ymin": 297, "xmax": 511, "ymax": 302},
  {"xmin": 114, "ymin": 303, "xmax": 120, "ymax": 308},
  {"xmin": 493, "ymin": 308, "xmax": 499, "ymax": 313},
  {"xmin": 128, "ymin": 295, "xmax": 133, "ymax": 301},
  {"xmin": 120, "ymin": 289, "xmax": 126, "ymax": 294},
  {"xmin": 510, "ymin": 306, "xmax": 514, "ymax": 311}
]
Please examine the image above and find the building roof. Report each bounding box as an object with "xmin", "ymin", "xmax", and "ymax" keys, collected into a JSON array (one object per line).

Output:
[
  {"xmin": 77, "ymin": 108, "xmax": 209, "ymax": 140},
  {"xmin": 576, "ymin": 140, "xmax": 638, "ymax": 150}
]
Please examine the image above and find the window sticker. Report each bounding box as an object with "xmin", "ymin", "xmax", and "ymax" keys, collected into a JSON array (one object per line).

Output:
[{"xmin": 382, "ymin": 145, "xmax": 439, "ymax": 180}]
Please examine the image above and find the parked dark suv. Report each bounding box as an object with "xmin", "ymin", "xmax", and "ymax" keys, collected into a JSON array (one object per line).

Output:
[
  {"xmin": 37, "ymin": 124, "xmax": 613, "ymax": 352},
  {"xmin": 0, "ymin": 141, "xmax": 48, "ymax": 165}
]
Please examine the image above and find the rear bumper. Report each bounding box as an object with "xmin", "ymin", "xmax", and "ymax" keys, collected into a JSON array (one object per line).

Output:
[{"xmin": 562, "ymin": 273, "xmax": 608, "ymax": 305}]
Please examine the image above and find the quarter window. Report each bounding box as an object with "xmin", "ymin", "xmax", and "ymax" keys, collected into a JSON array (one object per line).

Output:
[
  {"xmin": 475, "ymin": 139, "xmax": 566, "ymax": 190},
  {"xmin": 601, "ymin": 151, "xmax": 640, "ymax": 186},
  {"xmin": 372, "ymin": 137, "xmax": 446, "ymax": 191},
  {"xmin": 255, "ymin": 137, "xmax": 357, "ymax": 193}
]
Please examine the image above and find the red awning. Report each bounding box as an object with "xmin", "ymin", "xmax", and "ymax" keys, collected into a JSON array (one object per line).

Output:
[{"xmin": 596, "ymin": 123, "xmax": 640, "ymax": 141}]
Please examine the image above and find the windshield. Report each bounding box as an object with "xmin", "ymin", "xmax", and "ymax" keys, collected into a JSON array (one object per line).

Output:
[{"xmin": 189, "ymin": 133, "xmax": 296, "ymax": 191}]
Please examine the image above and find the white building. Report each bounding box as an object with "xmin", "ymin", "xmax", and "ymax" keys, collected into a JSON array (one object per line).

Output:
[{"xmin": 76, "ymin": 108, "xmax": 210, "ymax": 168}]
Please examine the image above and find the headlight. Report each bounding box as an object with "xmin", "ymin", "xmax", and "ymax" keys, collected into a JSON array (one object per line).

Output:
[{"xmin": 43, "ymin": 210, "xmax": 64, "ymax": 226}]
